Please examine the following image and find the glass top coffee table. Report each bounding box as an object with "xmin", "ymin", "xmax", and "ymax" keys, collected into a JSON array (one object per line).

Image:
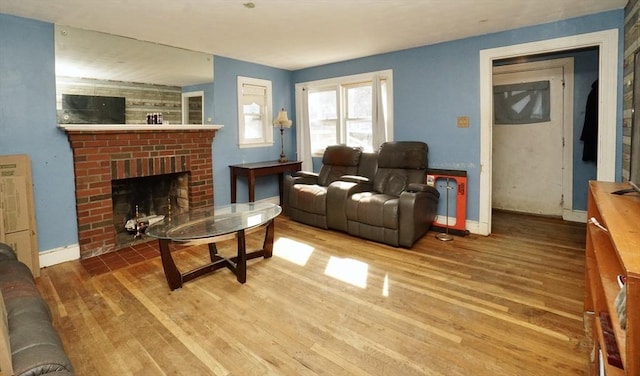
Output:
[{"xmin": 146, "ymin": 202, "xmax": 282, "ymax": 290}]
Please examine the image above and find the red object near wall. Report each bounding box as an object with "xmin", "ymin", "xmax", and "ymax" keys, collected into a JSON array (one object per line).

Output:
[{"xmin": 426, "ymin": 169, "xmax": 467, "ymax": 234}]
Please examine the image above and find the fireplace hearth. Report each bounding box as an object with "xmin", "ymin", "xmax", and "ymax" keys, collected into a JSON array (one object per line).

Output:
[{"xmin": 61, "ymin": 124, "xmax": 220, "ymax": 258}]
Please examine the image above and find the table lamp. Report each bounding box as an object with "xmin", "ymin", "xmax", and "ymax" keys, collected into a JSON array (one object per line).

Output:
[{"xmin": 273, "ymin": 108, "xmax": 293, "ymax": 162}]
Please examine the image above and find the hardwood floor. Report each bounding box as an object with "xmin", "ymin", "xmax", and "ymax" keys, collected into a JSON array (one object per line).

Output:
[{"xmin": 37, "ymin": 211, "xmax": 589, "ymax": 375}]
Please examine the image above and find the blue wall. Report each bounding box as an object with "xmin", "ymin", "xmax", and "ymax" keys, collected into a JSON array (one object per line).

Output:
[
  {"xmin": 0, "ymin": 10, "xmax": 623, "ymax": 254},
  {"xmin": 212, "ymin": 56, "xmax": 294, "ymax": 204},
  {"xmin": 572, "ymin": 50, "xmax": 600, "ymax": 209},
  {"xmin": 0, "ymin": 15, "xmax": 78, "ymax": 250},
  {"xmin": 293, "ymin": 10, "xmax": 623, "ymax": 219}
]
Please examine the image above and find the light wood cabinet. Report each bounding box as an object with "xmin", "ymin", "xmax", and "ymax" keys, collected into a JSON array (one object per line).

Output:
[{"xmin": 586, "ymin": 181, "xmax": 640, "ymax": 375}]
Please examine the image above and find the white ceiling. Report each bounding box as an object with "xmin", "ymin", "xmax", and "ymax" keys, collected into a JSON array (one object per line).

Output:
[{"xmin": 0, "ymin": 0, "xmax": 627, "ymax": 84}]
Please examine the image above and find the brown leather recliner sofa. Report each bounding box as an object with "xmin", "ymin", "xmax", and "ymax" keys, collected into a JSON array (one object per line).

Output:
[
  {"xmin": 284, "ymin": 141, "xmax": 440, "ymax": 248},
  {"xmin": 0, "ymin": 242, "xmax": 74, "ymax": 376}
]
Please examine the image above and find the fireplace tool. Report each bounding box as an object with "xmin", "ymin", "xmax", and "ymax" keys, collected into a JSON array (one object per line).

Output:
[
  {"xmin": 436, "ymin": 178, "xmax": 454, "ymax": 242},
  {"xmin": 134, "ymin": 205, "xmax": 145, "ymax": 240}
]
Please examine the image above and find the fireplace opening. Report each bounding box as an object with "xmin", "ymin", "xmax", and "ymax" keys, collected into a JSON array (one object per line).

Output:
[{"xmin": 112, "ymin": 172, "xmax": 190, "ymax": 247}]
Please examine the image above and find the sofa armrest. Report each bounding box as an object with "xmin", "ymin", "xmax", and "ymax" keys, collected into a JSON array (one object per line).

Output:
[
  {"xmin": 406, "ymin": 183, "xmax": 437, "ymax": 193},
  {"xmin": 398, "ymin": 187, "xmax": 440, "ymax": 247},
  {"xmin": 0, "ymin": 243, "xmax": 17, "ymax": 263},
  {"xmin": 339, "ymin": 175, "xmax": 371, "ymax": 184},
  {"xmin": 326, "ymin": 180, "xmax": 374, "ymax": 231},
  {"xmin": 293, "ymin": 171, "xmax": 319, "ymax": 179},
  {"xmin": 283, "ymin": 173, "xmax": 321, "ymax": 215},
  {"xmin": 0, "ymin": 252, "xmax": 75, "ymax": 376},
  {"xmin": 289, "ymin": 173, "xmax": 320, "ymax": 186}
]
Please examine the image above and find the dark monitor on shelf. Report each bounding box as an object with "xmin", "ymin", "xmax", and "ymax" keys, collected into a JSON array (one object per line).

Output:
[{"xmin": 60, "ymin": 94, "xmax": 125, "ymax": 124}]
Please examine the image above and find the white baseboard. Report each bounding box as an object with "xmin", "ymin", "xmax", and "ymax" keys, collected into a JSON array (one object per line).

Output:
[
  {"xmin": 564, "ymin": 209, "xmax": 587, "ymax": 223},
  {"xmin": 39, "ymin": 243, "xmax": 80, "ymax": 268},
  {"xmin": 465, "ymin": 220, "xmax": 483, "ymax": 235}
]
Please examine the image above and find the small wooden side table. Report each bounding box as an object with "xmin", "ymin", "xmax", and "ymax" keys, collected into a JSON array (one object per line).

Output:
[{"xmin": 229, "ymin": 160, "xmax": 302, "ymax": 204}]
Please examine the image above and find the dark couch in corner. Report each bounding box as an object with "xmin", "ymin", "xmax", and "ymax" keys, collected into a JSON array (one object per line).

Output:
[
  {"xmin": 284, "ymin": 141, "xmax": 440, "ymax": 248},
  {"xmin": 0, "ymin": 242, "xmax": 74, "ymax": 376}
]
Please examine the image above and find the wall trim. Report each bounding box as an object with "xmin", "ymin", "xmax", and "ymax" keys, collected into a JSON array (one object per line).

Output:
[
  {"xmin": 564, "ymin": 209, "xmax": 588, "ymax": 223},
  {"xmin": 39, "ymin": 244, "xmax": 80, "ymax": 268}
]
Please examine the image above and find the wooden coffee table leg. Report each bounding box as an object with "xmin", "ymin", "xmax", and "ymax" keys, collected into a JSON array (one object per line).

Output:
[
  {"xmin": 208, "ymin": 243, "xmax": 218, "ymax": 261},
  {"xmin": 158, "ymin": 239, "xmax": 183, "ymax": 290},
  {"xmin": 263, "ymin": 220, "xmax": 275, "ymax": 258},
  {"xmin": 236, "ymin": 229, "xmax": 247, "ymax": 283}
]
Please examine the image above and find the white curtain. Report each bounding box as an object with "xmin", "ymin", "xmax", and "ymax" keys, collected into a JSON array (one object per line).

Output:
[
  {"xmin": 296, "ymin": 86, "xmax": 313, "ymax": 171},
  {"xmin": 372, "ymin": 75, "xmax": 387, "ymax": 149}
]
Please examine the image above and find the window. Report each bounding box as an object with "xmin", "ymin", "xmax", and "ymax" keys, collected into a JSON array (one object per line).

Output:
[
  {"xmin": 237, "ymin": 76, "xmax": 273, "ymax": 147},
  {"xmin": 493, "ymin": 80, "xmax": 550, "ymax": 124},
  {"xmin": 299, "ymin": 70, "xmax": 392, "ymax": 156}
]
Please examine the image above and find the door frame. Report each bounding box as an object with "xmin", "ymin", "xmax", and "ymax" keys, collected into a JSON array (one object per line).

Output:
[
  {"xmin": 492, "ymin": 58, "xmax": 574, "ymax": 218},
  {"xmin": 478, "ymin": 29, "xmax": 619, "ymax": 235}
]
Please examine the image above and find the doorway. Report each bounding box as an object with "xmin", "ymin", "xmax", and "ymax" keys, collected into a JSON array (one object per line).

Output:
[
  {"xmin": 492, "ymin": 58, "xmax": 573, "ymax": 217},
  {"xmin": 182, "ymin": 91, "xmax": 204, "ymax": 124},
  {"xmin": 478, "ymin": 29, "xmax": 619, "ymax": 235}
]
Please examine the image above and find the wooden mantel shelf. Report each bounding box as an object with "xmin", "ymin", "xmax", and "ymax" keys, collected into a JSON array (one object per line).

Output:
[{"xmin": 58, "ymin": 124, "xmax": 224, "ymax": 132}]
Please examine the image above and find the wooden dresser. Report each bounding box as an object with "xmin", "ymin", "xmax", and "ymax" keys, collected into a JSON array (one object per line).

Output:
[{"xmin": 586, "ymin": 181, "xmax": 640, "ymax": 375}]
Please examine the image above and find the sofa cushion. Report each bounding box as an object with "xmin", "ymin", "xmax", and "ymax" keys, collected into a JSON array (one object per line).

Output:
[
  {"xmin": 317, "ymin": 145, "xmax": 362, "ymax": 186},
  {"xmin": 377, "ymin": 141, "xmax": 427, "ymax": 169},
  {"xmin": 375, "ymin": 171, "xmax": 408, "ymax": 196},
  {"xmin": 289, "ymin": 185, "xmax": 328, "ymax": 215},
  {"xmin": 322, "ymin": 145, "xmax": 362, "ymax": 166},
  {"xmin": 318, "ymin": 165, "xmax": 359, "ymax": 187},
  {"xmin": 346, "ymin": 192, "xmax": 399, "ymax": 229}
]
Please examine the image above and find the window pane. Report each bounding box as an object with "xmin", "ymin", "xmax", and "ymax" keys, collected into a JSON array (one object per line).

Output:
[
  {"xmin": 493, "ymin": 80, "xmax": 550, "ymax": 124},
  {"xmin": 308, "ymin": 90, "xmax": 338, "ymax": 153},
  {"xmin": 243, "ymin": 102, "xmax": 263, "ymax": 139},
  {"xmin": 346, "ymin": 84, "xmax": 373, "ymax": 151},
  {"xmin": 346, "ymin": 119, "xmax": 373, "ymax": 151},
  {"xmin": 347, "ymin": 85, "xmax": 372, "ymax": 119}
]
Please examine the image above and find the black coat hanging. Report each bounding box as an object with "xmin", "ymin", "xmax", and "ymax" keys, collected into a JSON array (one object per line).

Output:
[{"xmin": 580, "ymin": 79, "xmax": 599, "ymax": 162}]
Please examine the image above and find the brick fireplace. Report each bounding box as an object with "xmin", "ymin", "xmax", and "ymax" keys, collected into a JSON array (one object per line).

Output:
[{"xmin": 61, "ymin": 124, "xmax": 221, "ymax": 259}]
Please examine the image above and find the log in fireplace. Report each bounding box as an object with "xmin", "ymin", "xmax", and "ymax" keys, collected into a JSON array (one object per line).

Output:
[{"xmin": 60, "ymin": 124, "xmax": 221, "ymax": 259}]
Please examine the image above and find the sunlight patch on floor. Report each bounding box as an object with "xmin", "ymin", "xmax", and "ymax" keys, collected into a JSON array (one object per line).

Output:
[
  {"xmin": 382, "ymin": 273, "xmax": 389, "ymax": 297},
  {"xmin": 324, "ymin": 256, "xmax": 368, "ymax": 288},
  {"xmin": 273, "ymin": 237, "xmax": 314, "ymax": 266}
]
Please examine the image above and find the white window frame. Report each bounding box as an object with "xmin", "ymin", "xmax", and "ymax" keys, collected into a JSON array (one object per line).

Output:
[
  {"xmin": 237, "ymin": 76, "xmax": 273, "ymax": 148},
  {"xmin": 296, "ymin": 69, "xmax": 393, "ymax": 157}
]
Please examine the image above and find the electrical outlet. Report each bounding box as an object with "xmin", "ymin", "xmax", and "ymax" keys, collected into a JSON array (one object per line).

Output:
[{"xmin": 457, "ymin": 116, "xmax": 469, "ymax": 128}]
